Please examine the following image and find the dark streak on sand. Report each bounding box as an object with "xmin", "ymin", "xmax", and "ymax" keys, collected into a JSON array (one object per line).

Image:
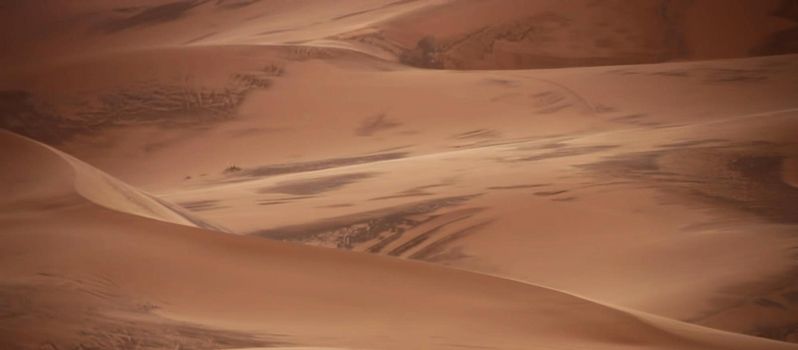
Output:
[
  {"xmin": 1, "ymin": 66, "xmax": 279, "ymax": 144},
  {"xmin": 259, "ymin": 172, "xmax": 377, "ymax": 195},
  {"xmin": 610, "ymin": 113, "xmax": 663, "ymax": 128},
  {"xmin": 659, "ymin": 139, "xmax": 729, "ymax": 148},
  {"xmin": 232, "ymin": 152, "xmax": 408, "ymax": 179},
  {"xmin": 581, "ymin": 142, "xmax": 798, "ymax": 224},
  {"xmin": 329, "ymin": 0, "xmax": 419, "ymax": 21},
  {"xmin": 252, "ymin": 195, "xmax": 480, "ymax": 251},
  {"xmin": 551, "ymin": 197, "xmax": 578, "ymax": 202},
  {"xmin": 216, "ymin": 0, "xmax": 261, "ymax": 10},
  {"xmin": 691, "ymin": 154, "xmax": 798, "ymax": 224},
  {"xmin": 0, "ymin": 90, "xmax": 86, "ymax": 144},
  {"xmin": 100, "ymin": 0, "xmax": 206, "ymax": 33},
  {"xmin": 355, "ymin": 114, "xmax": 402, "ymax": 136},
  {"xmin": 610, "ymin": 66, "xmax": 772, "ymax": 84},
  {"xmin": 184, "ymin": 31, "xmax": 218, "ymax": 44},
  {"xmin": 370, "ymin": 183, "xmax": 448, "ymax": 201},
  {"xmin": 452, "ymin": 129, "xmax": 501, "ymax": 140},
  {"xmin": 411, "ymin": 220, "xmax": 494, "ymax": 261},
  {"xmin": 488, "ymin": 184, "xmax": 549, "ymax": 190},
  {"xmin": 534, "ymin": 190, "xmax": 569, "ymax": 196},
  {"xmin": 257, "ymin": 201, "xmax": 288, "ymax": 206},
  {"xmin": 513, "ymin": 145, "xmax": 620, "ymax": 162},
  {"xmin": 387, "ymin": 213, "xmax": 475, "ymax": 257},
  {"xmin": 318, "ymin": 203, "xmax": 354, "ymax": 208},
  {"xmin": 257, "ymin": 195, "xmax": 315, "ymax": 206},
  {"xmin": 178, "ymin": 199, "xmax": 224, "ymax": 212}
]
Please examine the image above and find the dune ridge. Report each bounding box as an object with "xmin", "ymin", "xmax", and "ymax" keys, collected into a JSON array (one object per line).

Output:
[{"xmin": 1, "ymin": 130, "xmax": 224, "ymax": 231}]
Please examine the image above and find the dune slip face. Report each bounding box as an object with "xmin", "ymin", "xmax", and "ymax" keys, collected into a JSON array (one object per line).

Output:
[{"xmin": 2, "ymin": 0, "xmax": 798, "ymax": 349}]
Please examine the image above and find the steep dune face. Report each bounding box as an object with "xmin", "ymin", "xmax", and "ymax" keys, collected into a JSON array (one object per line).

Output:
[
  {"xmin": 0, "ymin": 130, "xmax": 222, "ymax": 230},
  {"xmin": 1, "ymin": 130, "xmax": 795, "ymax": 350}
]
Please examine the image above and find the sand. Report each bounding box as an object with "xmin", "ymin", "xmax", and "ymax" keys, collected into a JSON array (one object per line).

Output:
[
  {"xmin": 784, "ymin": 158, "xmax": 798, "ymax": 188},
  {"xmin": 1, "ymin": 129, "xmax": 795, "ymax": 350},
  {"xmin": 2, "ymin": 0, "xmax": 798, "ymax": 349}
]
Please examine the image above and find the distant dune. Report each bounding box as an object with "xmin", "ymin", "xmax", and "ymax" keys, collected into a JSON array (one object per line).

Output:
[
  {"xmin": 1, "ymin": 0, "xmax": 798, "ymax": 70},
  {"xmin": 379, "ymin": 0, "xmax": 798, "ymax": 69}
]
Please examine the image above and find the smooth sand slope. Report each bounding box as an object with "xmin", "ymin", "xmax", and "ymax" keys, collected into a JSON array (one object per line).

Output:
[{"xmin": 1, "ymin": 129, "xmax": 797, "ymax": 350}]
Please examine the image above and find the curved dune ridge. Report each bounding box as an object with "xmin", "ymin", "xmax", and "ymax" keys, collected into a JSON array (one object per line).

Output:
[
  {"xmin": 56, "ymin": 147, "xmax": 229, "ymax": 232},
  {"xmin": 0, "ymin": 130, "xmax": 225, "ymax": 231},
  {"xmin": 1, "ymin": 132, "xmax": 796, "ymax": 349}
]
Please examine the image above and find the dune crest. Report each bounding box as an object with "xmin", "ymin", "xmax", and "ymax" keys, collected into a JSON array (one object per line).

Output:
[{"xmin": 0, "ymin": 130, "xmax": 224, "ymax": 231}]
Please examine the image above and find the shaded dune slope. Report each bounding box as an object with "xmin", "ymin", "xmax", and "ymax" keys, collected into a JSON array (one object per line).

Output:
[{"xmin": 2, "ymin": 132, "xmax": 797, "ymax": 349}]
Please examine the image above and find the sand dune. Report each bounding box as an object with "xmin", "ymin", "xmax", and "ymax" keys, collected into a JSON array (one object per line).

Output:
[
  {"xmin": 2, "ymin": 0, "xmax": 798, "ymax": 349},
  {"xmin": 16, "ymin": 46, "xmax": 794, "ymax": 340},
  {"xmin": 1, "ymin": 129, "xmax": 795, "ymax": 350}
]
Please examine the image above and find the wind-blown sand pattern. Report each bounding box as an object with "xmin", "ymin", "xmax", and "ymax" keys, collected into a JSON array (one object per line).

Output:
[{"xmin": 2, "ymin": 1, "xmax": 798, "ymax": 349}]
